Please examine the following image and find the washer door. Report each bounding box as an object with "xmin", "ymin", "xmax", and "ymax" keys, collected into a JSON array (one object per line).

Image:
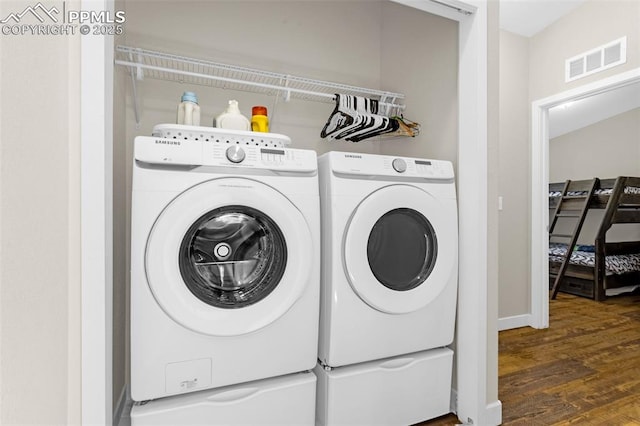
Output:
[
  {"xmin": 146, "ymin": 178, "xmax": 313, "ymax": 336},
  {"xmin": 343, "ymin": 184, "xmax": 456, "ymax": 314}
]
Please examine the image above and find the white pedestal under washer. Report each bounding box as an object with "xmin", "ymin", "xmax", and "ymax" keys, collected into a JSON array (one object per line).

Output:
[
  {"xmin": 317, "ymin": 151, "xmax": 458, "ymax": 368},
  {"xmin": 131, "ymin": 371, "xmax": 316, "ymax": 426},
  {"xmin": 130, "ymin": 127, "xmax": 320, "ymax": 401}
]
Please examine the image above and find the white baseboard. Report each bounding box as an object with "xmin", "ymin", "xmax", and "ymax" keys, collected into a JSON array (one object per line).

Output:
[
  {"xmin": 484, "ymin": 400, "xmax": 502, "ymax": 425},
  {"xmin": 498, "ymin": 313, "xmax": 533, "ymax": 331},
  {"xmin": 450, "ymin": 387, "xmax": 458, "ymax": 414},
  {"xmin": 452, "ymin": 398, "xmax": 502, "ymax": 425}
]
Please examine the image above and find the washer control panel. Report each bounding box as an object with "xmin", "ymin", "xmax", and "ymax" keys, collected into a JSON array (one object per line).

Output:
[
  {"xmin": 328, "ymin": 151, "xmax": 454, "ymax": 180},
  {"xmin": 134, "ymin": 136, "xmax": 316, "ymax": 173}
]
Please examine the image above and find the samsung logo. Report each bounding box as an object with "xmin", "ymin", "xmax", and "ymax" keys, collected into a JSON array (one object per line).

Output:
[
  {"xmin": 344, "ymin": 154, "xmax": 362, "ymax": 159},
  {"xmin": 155, "ymin": 139, "xmax": 181, "ymax": 146}
]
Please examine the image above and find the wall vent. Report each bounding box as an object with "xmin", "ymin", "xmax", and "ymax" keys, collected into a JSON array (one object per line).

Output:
[{"xmin": 565, "ymin": 37, "xmax": 627, "ymax": 82}]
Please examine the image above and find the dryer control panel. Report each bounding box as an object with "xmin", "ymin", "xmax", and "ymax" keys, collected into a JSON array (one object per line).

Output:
[
  {"xmin": 134, "ymin": 136, "xmax": 317, "ymax": 173},
  {"xmin": 327, "ymin": 151, "xmax": 454, "ymax": 180}
]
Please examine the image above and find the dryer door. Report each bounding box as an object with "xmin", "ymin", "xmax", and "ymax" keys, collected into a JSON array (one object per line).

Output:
[
  {"xmin": 343, "ymin": 184, "xmax": 457, "ymax": 314},
  {"xmin": 146, "ymin": 177, "xmax": 313, "ymax": 336}
]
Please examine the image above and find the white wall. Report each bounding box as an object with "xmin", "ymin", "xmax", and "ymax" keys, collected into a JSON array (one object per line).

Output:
[{"xmin": 0, "ymin": 1, "xmax": 82, "ymax": 424}]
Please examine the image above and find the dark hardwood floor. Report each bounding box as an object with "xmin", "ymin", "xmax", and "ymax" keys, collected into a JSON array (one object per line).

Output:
[{"xmin": 420, "ymin": 291, "xmax": 640, "ymax": 425}]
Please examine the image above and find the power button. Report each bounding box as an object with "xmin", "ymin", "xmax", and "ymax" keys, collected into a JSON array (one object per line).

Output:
[
  {"xmin": 226, "ymin": 146, "xmax": 246, "ymax": 163},
  {"xmin": 392, "ymin": 158, "xmax": 407, "ymax": 173}
]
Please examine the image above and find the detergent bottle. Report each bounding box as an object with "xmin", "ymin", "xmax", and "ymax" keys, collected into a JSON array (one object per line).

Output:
[
  {"xmin": 215, "ymin": 100, "xmax": 250, "ymax": 131},
  {"xmin": 176, "ymin": 91, "xmax": 201, "ymax": 126}
]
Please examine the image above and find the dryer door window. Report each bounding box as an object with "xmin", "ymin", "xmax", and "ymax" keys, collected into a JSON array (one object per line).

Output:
[
  {"xmin": 367, "ymin": 208, "xmax": 437, "ymax": 291},
  {"xmin": 179, "ymin": 206, "xmax": 287, "ymax": 309},
  {"xmin": 343, "ymin": 184, "xmax": 457, "ymax": 314}
]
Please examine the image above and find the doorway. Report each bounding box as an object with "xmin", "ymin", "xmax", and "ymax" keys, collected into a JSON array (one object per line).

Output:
[{"xmin": 530, "ymin": 67, "xmax": 640, "ymax": 329}]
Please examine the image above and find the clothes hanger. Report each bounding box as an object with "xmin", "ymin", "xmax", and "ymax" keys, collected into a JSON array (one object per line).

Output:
[{"xmin": 320, "ymin": 94, "xmax": 354, "ymax": 138}]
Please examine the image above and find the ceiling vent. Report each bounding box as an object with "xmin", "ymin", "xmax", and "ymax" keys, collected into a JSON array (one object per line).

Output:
[{"xmin": 565, "ymin": 37, "xmax": 627, "ymax": 82}]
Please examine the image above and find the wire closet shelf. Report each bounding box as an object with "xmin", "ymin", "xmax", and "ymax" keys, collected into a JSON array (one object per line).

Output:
[{"xmin": 115, "ymin": 45, "xmax": 406, "ymax": 124}]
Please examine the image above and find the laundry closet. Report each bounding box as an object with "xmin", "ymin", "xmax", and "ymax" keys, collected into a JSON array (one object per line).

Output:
[{"xmin": 112, "ymin": 0, "xmax": 460, "ymax": 421}]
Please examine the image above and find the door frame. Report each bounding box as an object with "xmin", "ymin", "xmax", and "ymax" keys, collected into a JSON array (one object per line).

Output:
[
  {"xmin": 530, "ymin": 67, "xmax": 640, "ymax": 329},
  {"xmin": 385, "ymin": 1, "xmax": 498, "ymax": 423},
  {"xmin": 81, "ymin": 0, "xmax": 114, "ymax": 424},
  {"xmin": 82, "ymin": 0, "xmax": 498, "ymax": 424}
]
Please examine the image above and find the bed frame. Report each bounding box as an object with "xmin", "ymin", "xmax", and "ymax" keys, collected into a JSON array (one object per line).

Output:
[{"xmin": 549, "ymin": 176, "xmax": 640, "ymax": 301}]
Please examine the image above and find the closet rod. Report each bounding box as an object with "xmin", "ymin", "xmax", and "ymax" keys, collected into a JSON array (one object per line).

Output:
[{"xmin": 430, "ymin": 0, "xmax": 474, "ymax": 15}]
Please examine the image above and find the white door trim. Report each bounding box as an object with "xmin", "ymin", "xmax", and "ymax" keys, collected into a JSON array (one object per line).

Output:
[
  {"xmin": 392, "ymin": 1, "xmax": 496, "ymax": 424},
  {"xmin": 530, "ymin": 67, "xmax": 640, "ymax": 330},
  {"xmin": 81, "ymin": 0, "xmax": 114, "ymax": 424}
]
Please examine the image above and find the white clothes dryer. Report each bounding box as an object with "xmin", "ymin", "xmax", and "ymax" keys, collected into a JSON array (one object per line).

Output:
[
  {"xmin": 318, "ymin": 151, "xmax": 458, "ymax": 368},
  {"xmin": 130, "ymin": 126, "xmax": 320, "ymax": 401}
]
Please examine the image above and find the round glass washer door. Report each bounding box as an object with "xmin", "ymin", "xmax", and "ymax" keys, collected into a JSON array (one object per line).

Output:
[
  {"xmin": 343, "ymin": 184, "xmax": 457, "ymax": 314},
  {"xmin": 178, "ymin": 205, "xmax": 287, "ymax": 310},
  {"xmin": 145, "ymin": 177, "xmax": 313, "ymax": 336}
]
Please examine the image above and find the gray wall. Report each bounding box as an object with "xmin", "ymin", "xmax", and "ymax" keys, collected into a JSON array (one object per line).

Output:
[
  {"xmin": 0, "ymin": 1, "xmax": 82, "ymax": 423},
  {"xmin": 498, "ymin": 30, "xmax": 530, "ymax": 319},
  {"xmin": 550, "ymin": 108, "xmax": 640, "ymax": 182},
  {"xmin": 498, "ymin": 0, "xmax": 640, "ymax": 322},
  {"xmin": 379, "ymin": 2, "xmax": 459, "ymax": 164},
  {"xmin": 113, "ymin": 0, "xmax": 128, "ymax": 410},
  {"xmin": 119, "ymin": 0, "xmax": 458, "ymax": 160},
  {"xmin": 550, "ymin": 108, "xmax": 640, "ymax": 245},
  {"xmin": 529, "ymin": 0, "xmax": 640, "ymax": 101}
]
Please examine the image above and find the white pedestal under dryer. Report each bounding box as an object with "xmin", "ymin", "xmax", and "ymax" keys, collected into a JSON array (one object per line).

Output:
[
  {"xmin": 130, "ymin": 126, "xmax": 320, "ymax": 402},
  {"xmin": 314, "ymin": 348, "xmax": 453, "ymax": 426},
  {"xmin": 317, "ymin": 151, "xmax": 459, "ymax": 368}
]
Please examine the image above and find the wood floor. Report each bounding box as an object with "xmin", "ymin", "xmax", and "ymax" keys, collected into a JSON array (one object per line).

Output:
[{"xmin": 420, "ymin": 291, "xmax": 640, "ymax": 425}]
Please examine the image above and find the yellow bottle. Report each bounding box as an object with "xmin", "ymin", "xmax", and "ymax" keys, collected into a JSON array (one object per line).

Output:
[{"xmin": 251, "ymin": 106, "xmax": 269, "ymax": 133}]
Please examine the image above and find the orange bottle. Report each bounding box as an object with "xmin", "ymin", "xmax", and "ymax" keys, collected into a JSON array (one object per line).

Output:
[{"xmin": 251, "ymin": 106, "xmax": 269, "ymax": 133}]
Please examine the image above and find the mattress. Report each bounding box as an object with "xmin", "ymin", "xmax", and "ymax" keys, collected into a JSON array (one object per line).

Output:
[
  {"xmin": 549, "ymin": 186, "xmax": 640, "ymax": 198},
  {"xmin": 549, "ymin": 243, "xmax": 640, "ymax": 275}
]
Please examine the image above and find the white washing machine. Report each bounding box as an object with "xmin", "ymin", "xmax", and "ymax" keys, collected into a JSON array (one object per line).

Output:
[
  {"xmin": 317, "ymin": 151, "xmax": 458, "ymax": 368},
  {"xmin": 130, "ymin": 126, "xmax": 320, "ymax": 402}
]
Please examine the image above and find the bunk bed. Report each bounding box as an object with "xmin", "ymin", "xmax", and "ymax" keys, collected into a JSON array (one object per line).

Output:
[{"xmin": 548, "ymin": 176, "xmax": 640, "ymax": 301}]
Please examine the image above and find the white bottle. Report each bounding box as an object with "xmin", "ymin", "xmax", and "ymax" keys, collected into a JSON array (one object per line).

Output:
[
  {"xmin": 215, "ymin": 100, "xmax": 250, "ymax": 131},
  {"xmin": 177, "ymin": 91, "xmax": 201, "ymax": 126}
]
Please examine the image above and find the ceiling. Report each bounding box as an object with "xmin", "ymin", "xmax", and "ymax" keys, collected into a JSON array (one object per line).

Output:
[
  {"xmin": 499, "ymin": 0, "xmax": 587, "ymax": 37},
  {"xmin": 548, "ymin": 81, "xmax": 640, "ymax": 139}
]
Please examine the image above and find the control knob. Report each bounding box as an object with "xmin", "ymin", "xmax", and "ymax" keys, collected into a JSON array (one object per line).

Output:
[
  {"xmin": 226, "ymin": 145, "xmax": 246, "ymax": 163},
  {"xmin": 392, "ymin": 158, "xmax": 407, "ymax": 173}
]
